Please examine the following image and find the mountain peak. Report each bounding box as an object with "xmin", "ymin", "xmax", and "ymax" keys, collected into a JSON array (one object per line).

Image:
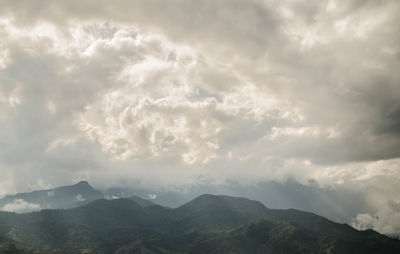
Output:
[
  {"xmin": 72, "ymin": 181, "xmax": 95, "ymax": 191},
  {"xmin": 183, "ymin": 194, "xmax": 266, "ymax": 211},
  {"xmin": 0, "ymin": 181, "xmax": 103, "ymax": 212},
  {"xmin": 75, "ymin": 180, "xmax": 90, "ymax": 186},
  {"xmin": 175, "ymin": 194, "xmax": 269, "ymax": 229}
]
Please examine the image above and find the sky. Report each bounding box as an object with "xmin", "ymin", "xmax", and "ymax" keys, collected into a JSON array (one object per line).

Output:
[{"xmin": 0, "ymin": 0, "xmax": 399, "ymax": 233}]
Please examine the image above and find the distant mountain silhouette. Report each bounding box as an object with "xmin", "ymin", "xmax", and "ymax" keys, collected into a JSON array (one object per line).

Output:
[
  {"xmin": 0, "ymin": 194, "xmax": 399, "ymax": 253},
  {"xmin": 0, "ymin": 181, "xmax": 103, "ymax": 212},
  {"xmin": 104, "ymin": 186, "xmax": 186, "ymax": 208}
]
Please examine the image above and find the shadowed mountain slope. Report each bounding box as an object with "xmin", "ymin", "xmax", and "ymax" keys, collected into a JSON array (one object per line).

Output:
[{"xmin": 0, "ymin": 194, "xmax": 399, "ymax": 254}]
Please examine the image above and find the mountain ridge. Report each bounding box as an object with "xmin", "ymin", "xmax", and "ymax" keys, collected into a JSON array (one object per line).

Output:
[{"xmin": 0, "ymin": 194, "xmax": 399, "ymax": 253}]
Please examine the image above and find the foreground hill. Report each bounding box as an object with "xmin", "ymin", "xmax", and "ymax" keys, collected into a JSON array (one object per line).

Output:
[{"xmin": 0, "ymin": 195, "xmax": 399, "ymax": 254}]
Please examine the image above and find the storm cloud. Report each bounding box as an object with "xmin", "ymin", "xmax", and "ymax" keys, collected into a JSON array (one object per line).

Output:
[{"xmin": 0, "ymin": 0, "xmax": 399, "ymax": 233}]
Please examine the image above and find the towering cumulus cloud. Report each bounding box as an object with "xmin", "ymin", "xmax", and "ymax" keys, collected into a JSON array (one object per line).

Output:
[{"xmin": 0, "ymin": 0, "xmax": 399, "ymax": 233}]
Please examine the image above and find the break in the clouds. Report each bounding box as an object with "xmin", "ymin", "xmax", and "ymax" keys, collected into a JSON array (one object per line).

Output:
[{"xmin": 0, "ymin": 0, "xmax": 399, "ymax": 233}]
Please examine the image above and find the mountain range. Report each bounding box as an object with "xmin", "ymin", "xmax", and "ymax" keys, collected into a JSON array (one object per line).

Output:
[
  {"xmin": 0, "ymin": 180, "xmax": 370, "ymax": 224},
  {"xmin": 0, "ymin": 182, "xmax": 399, "ymax": 253}
]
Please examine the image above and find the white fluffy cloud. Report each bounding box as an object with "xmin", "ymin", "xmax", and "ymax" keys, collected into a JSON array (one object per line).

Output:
[
  {"xmin": 1, "ymin": 199, "xmax": 41, "ymax": 213},
  {"xmin": 0, "ymin": 0, "xmax": 399, "ymax": 233},
  {"xmin": 74, "ymin": 194, "xmax": 86, "ymax": 202}
]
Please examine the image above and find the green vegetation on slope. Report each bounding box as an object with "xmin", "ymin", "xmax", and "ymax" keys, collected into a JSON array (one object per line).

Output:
[{"xmin": 0, "ymin": 195, "xmax": 399, "ymax": 254}]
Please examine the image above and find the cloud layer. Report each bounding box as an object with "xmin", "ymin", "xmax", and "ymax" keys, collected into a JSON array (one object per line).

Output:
[
  {"xmin": 0, "ymin": 0, "xmax": 399, "ymax": 233},
  {"xmin": 1, "ymin": 199, "xmax": 41, "ymax": 213}
]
